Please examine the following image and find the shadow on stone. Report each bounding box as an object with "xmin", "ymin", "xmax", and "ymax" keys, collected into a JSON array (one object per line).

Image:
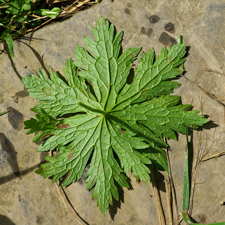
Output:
[
  {"xmin": 0, "ymin": 164, "xmax": 38, "ymax": 185},
  {"xmin": 200, "ymin": 120, "xmax": 218, "ymax": 130},
  {"xmin": 7, "ymin": 107, "xmax": 24, "ymax": 131},
  {"xmin": 0, "ymin": 133, "xmax": 20, "ymax": 177},
  {"xmin": 60, "ymin": 185, "xmax": 90, "ymax": 225},
  {"xmin": 3, "ymin": 35, "xmax": 49, "ymax": 82},
  {"xmin": 189, "ymin": 215, "xmax": 200, "ymax": 223},
  {"xmin": 3, "ymin": 42, "xmax": 22, "ymax": 81},
  {"xmin": 0, "ymin": 215, "xmax": 16, "ymax": 225},
  {"xmin": 17, "ymin": 40, "xmax": 50, "ymax": 76},
  {"xmin": 15, "ymin": 88, "xmax": 29, "ymax": 98},
  {"xmin": 56, "ymin": 71, "xmax": 70, "ymax": 85},
  {"xmin": 154, "ymin": 170, "xmax": 166, "ymax": 192},
  {"xmin": 40, "ymin": 152, "xmax": 49, "ymax": 166},
  {"xmin": 183, "ymin": 45, "xmax": 191, "ymax": 58},
  {"xmin": 19, "ymin": 33, "xmax": 47, "ymax": 46},
  {"xmin": 109, "ymin": 177, "xmax": 132, "ymax": 220}
]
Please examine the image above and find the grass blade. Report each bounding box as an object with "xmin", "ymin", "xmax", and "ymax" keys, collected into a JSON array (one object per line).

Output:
[
  {"xmin": 0, "ymin": 111, "xmax": 7, "ymax": 116},
  {"xmin": 183, "ymin": 126, "xmax": 190, "ymax": 211},
  {"xmin": 2, "ymin": 33, "xmax": 14, "ymax": 60},
  {"xmin": 182, "ymin": 126, "xmax": 192, "ymax": 224}
]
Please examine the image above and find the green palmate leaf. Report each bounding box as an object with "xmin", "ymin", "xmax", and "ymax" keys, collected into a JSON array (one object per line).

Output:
[{"xmin": 22, "ymin": 16, "xmax": 208, "ymax": 215}]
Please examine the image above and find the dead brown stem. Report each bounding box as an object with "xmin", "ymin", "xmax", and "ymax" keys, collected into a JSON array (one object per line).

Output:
[
  {"xmin": 62, "ymin": 0, "xmax": 91, "ymax": 14},
  {"xmin": 180, "ymin": 74, "xmax": 225, "ymax": 107},
  {"xmin": 205, "ymin": 68, "xmax": 225, "ymax": 77},
  {"xmin": 201, "ymin": 151, "xmax": 225, "ymax": 162},
  {"xmin": 189, "ymin": 99, "xmax": 215, "ymax": 215},
  {"xmin": 165, "ymin": 145, "xmax": 179, "ymax": 225},
  {"xmin": 165, "ymin": 174, "xmax": 173, "ymax": 225},
  {"xmin": 27, "ymin": 18, "xmax": 52, "ymax": 33}
]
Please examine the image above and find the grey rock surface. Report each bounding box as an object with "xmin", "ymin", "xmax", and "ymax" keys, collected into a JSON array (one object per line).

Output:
[{"xmin": 0, "ymin": 0, "xmax": 225, "ymax": 224}]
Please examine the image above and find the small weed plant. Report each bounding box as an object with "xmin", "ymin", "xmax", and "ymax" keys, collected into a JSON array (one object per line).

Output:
[
  {"xmin": 23, "ymin": 17, "xmax": 209, "ymax": 216},
  {"xmin": 0, "ymin": 0, "xmax": 60, "ymax": 60}
]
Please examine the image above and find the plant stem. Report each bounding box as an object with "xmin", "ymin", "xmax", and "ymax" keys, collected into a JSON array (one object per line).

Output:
[{"xmin": 165, "ymin": 174, "xmax": 173, "ymax": 225}]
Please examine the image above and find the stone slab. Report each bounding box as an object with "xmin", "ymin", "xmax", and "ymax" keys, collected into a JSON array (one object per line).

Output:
[{"xmin": 0, "ymin": 0, "xmax": 225, "ymax": 224}]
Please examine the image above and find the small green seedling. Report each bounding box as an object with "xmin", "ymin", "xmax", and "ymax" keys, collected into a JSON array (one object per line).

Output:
[
  {"xmin": 0, "ymin": 0, "xmax": 60, "ymax": 60},
  {"xmin": 23, "ymin": 17, "xmax": 208, "ymax": 215}
]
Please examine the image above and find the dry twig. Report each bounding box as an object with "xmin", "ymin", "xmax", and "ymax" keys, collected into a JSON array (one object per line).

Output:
[
  {"xmin": 165, "ymin": 174, "xmax": 173, "ymax": 225},
  {"xmin": 27, "ymin": 18, "xmax": 53, "ymax": 33},
  {"xmin": 188, "ymin": 99, "xmax": 215, "ymax": 214},
  {"xmin": 62, "ymin": 0, "xmax": 91, "ymax": 14},
  {"xmin": 180, "ymin": 74, "xmax": 225, "ymax": 107},
  {"xmin": 205, "ymin": 68, "xmax": 225, "ymax": 77},
  {"xmin": 24, "ymin": 0, "xmax": 101, "ymax": 34},
  {"xmin": 165, "ymin": 145, "xmax": 180, "ymax": 225},
  {"xmin": 201, "ymin": 151, "xmax": 225, "ymax": 162}
]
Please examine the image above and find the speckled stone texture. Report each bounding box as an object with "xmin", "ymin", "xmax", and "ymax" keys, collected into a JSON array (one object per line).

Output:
[{"xmin": 0, "ymin": 0, "xmax": 225, "ymax": 224}]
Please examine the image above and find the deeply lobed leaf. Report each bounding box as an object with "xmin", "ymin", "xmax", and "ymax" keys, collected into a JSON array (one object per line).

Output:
[{"xmin": 23, "ymin": 16, "xmax": 208, "ymax": 215}]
